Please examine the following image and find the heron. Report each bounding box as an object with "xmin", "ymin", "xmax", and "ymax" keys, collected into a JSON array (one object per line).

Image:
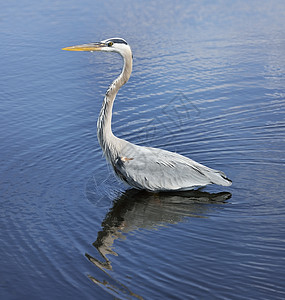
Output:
[{"xmin": 62, "ymin": 37, "xmax": 232, "ymax": 192}]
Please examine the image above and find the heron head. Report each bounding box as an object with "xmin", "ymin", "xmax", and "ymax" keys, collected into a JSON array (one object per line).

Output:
[{"xmin": 62, "ymin": 37, "xmax": 131, "ymax": 56}]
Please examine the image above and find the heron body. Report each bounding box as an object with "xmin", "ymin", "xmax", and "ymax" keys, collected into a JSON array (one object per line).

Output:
[{"xmin": 63, "ymin": 38, "xmax": 232, "ymax": 192}]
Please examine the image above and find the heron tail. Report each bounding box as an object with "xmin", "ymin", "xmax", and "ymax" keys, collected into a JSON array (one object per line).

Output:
[{"xmin": 208, "ymin": 169, "xmax": 232, "ymax": 186}]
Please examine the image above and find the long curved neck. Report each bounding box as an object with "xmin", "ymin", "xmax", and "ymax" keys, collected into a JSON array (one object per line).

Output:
[{"xmin": 97, "ymin": 50, "xmax": 132, "ymax": 162}]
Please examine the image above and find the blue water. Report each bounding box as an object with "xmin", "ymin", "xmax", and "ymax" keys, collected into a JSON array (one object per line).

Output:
[{"xmin": 1, "ymin": 1, "xmax": 285, "ymax": 299}]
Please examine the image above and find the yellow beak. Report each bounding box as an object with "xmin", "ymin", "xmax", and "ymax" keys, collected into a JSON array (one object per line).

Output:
[{"xmin": 62, "ymin": 42, "xmax": 105, "ymax": 52}]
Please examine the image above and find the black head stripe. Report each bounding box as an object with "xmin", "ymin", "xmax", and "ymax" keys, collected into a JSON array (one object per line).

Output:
[{"xmin": 108, "ymin": 38, "xmax": 128, "ymax": 45}]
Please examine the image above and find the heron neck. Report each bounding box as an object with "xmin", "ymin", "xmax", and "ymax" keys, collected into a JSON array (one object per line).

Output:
[{"xmin": 97, "ymin": 52, "xmax": 132, "ymax": 161}]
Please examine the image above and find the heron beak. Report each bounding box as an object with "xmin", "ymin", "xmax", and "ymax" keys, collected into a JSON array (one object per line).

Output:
[{"xmin": 62, "ymin": 42, "xmax": 105, "ymax": 52}]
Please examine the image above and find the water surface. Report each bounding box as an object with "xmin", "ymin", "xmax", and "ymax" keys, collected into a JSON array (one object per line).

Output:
[{"xmin": 1, "ymin": 1, "xmax": 285, "ymax": 299}]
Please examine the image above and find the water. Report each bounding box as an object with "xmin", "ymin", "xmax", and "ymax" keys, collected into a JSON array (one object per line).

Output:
[{"xmin": 1, "ymin": 1, "xmax": 285, "ymax": 299}]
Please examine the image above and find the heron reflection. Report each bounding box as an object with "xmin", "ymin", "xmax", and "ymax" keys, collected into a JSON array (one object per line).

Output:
[{"xmin": 86, "ymin": 189, "xmax": 231, "ymax": 271}]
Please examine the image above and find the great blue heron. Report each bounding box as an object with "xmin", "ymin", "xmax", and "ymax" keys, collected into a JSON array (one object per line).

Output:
[{"xmin": 63, "ymin": 37, "xmax": 232, "ymax": 192}]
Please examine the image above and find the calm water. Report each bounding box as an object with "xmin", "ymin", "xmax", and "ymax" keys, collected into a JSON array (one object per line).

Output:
[{"xmin": 1, "ymin": 1, "xmax": 285, "ymax": 299}]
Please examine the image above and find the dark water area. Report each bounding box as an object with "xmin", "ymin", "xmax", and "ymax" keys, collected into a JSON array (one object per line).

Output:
[{"xmin": 1, "ymin": 1, "xmax": 285, "ymax": 299}]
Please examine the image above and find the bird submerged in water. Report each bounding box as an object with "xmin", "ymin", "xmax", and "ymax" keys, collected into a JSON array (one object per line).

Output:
[{"xmin": 63, "ymin": 37, "xmax": 232, "ymax": 192}]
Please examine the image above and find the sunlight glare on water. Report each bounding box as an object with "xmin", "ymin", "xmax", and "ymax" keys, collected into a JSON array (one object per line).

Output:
[{"xmin": 1, "ymin": 0, "xmax": 285, "ymax": 299}]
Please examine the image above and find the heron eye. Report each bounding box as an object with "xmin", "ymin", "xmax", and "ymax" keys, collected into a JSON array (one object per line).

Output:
[{"xmin": 107, "ymin": 41, "xmax": 113, "ymax": 47}]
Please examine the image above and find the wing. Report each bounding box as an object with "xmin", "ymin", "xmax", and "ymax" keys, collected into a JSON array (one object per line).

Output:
[{"xmin": 113, "ymin": 141, "xmax": 232, "ymax": 192}]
